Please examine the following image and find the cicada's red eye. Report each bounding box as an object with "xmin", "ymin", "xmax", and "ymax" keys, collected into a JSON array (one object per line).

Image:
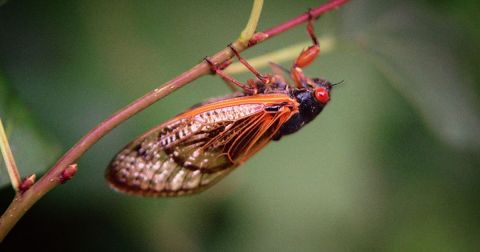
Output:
[{"xmin": 314, "ymin": 87, "xmax": 330, "ymax": 104}]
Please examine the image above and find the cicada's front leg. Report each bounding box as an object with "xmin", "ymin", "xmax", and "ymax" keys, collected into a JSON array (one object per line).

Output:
[{"xmin": 291, "ymin": 10, "xmax": 321, "ymax": 88}]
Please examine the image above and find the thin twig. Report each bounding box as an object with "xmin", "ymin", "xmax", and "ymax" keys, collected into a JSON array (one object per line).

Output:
[
  {"xmin": 0, "ymin": 0, "xmax": 350, "ymax": 241},
  {"xmin": 0, "ymin": 119, "xmax": 21, "ymax": 192},
  {"xmin": 263, "ymin": 0, "xmax": 349, "ymax": 39},
  {"xmin": 239, "ymin": 0, "xmax": 264, "ymax": 45}
]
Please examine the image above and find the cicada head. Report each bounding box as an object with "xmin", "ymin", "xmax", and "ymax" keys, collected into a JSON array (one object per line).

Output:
[
  {"xmin": 282, "ymin": 77, "xmax": 335, "ymax": 131},
  {"xmin": 310, "ymin": 77, "xmax": 333, "ymax": 105}
]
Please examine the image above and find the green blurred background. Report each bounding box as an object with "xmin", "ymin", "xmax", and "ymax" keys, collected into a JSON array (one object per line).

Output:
[{"xmin": 1, "ymin": 0, "xmax": 479, "ymax": 251}]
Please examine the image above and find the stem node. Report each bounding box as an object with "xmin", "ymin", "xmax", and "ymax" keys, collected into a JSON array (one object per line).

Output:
[
  {"xmin": 60, "ymin": 164, "xmax": 78, "ymax": 184},
  {"xmin": 19, "ymin": 174, "xmax": 36, "ymax": 194}
]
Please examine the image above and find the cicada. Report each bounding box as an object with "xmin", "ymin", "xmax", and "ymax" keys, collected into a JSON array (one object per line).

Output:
[{"xmin": 106, "ymin": 16, "xmax": 336, "ymax": 197}]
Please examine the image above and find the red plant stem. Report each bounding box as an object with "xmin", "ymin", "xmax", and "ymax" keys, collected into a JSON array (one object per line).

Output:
[
  {"xmin": 0, "ymin": 0, "xmax": 350, "ymax": 241},
  {"xmin": 263, "ymin": 0, "xmax": 349, "ymax": 39}
]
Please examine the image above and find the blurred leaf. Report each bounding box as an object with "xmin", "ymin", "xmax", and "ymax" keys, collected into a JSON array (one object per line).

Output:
[
  {"xmin": 345, "ymin": 1, "xmax": 480, "ymax": 151},
  {"xmin": 0, "ymin": 72, "xmax": 60, "ymax": 188}
]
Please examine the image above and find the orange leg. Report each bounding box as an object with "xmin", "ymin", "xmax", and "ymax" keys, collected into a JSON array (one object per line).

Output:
[
  {"xmin": 228, "ymin": 45, "xmax": 272, "ymax": 85},
  {"xmin": 221, "ymin": 78, "xmax": 240, "ymax": 92},
  {"xmin": 291, "ymin": 10, "xmax": 321, "ymax": 88},
  {"xmin": 213, "ymin": 59, "xmax": 239, "ymax": 92},
  {"xmin": 204, "ymin": 57, "xmax": 257, "ymax": 94}
]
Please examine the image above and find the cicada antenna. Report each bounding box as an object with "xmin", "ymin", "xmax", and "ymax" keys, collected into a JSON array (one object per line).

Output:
[{"xmin": 331, "ymin": 80, "xmax": 345, "ymax": 87}]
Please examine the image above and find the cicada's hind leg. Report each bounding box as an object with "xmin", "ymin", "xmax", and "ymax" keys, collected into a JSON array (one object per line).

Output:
[
  {"xmin": 227, "ymin": 45, "xmax": 274, "ymax": 86},
  {"xmin": 291, "ymin": 9, "xmax": 321, "ymax": 88},
  {"xmin": 223, "ymin": 80, "xmax": 239, "ymax": 93},
  {"xmin": 213, "ymin": 59, "xmax": 240, "ymax": 92},
  {"xmin": 204, "ymin": 57, "xmax": 257, "ymax": 94}
]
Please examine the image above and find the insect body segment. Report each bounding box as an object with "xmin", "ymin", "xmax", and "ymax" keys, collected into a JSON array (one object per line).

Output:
[{"xmin": 106, "ymin": 14, "xmax": 334, "ymax": 197}]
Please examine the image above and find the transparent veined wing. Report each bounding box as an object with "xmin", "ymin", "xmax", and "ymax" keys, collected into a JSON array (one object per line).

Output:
[{"xmin": 106, "ymin": 94, "xmax": 298, "ymax": 197}]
